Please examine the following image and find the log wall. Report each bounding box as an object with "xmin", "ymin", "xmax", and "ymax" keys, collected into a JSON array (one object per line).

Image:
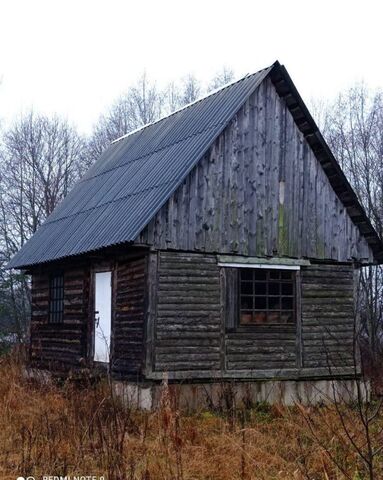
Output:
[
  {"xmin": 30, "ymin": 252, "xmax": 149, "ymax": 377},
  {"xmin": 112, "ymin": 256, "xmax": 147, "ymax": 379},
  {"xmin": 225, "ymin": 328, "xmax": 297, "ymax": 371},
  {"xmin": 150, "ymin": 252, "xmax": 356, "ymax": 379},
  {"xmin": 30, "ymin": 264, "xmax": 90, "ymax": 370},
  {"xmin": 29, "ymin": 251, "xmax": 357, "ymax": 380},
  {"xmin": 153, "ymin": 251, "xmax": 222, "ymax": 372},
  {"xmin": 301, "ymin": 264, "xmax": 355, "ymax": 369}
]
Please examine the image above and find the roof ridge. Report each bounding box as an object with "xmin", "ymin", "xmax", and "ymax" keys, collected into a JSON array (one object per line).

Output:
[{"xmin": 111, "ymin": 65, "xmax": 273, "ymax": 145}]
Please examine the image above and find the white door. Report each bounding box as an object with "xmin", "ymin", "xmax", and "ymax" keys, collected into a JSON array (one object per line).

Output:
[{"xmin": 94, "ymin": 271, "xmax": 112, "ymax": 363}]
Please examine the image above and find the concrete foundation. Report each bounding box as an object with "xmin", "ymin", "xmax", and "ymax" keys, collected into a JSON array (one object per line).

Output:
[
  {"xmin": 24, "ymin": 368, "xmax": 370, "ymax": 411},
  {"xmin": 113, "ymin": 378, "xmax": 370, "ymax": 411},
  {"xmin": 113, "ymin": 381, "xmax": 154, "ymax": 410}
]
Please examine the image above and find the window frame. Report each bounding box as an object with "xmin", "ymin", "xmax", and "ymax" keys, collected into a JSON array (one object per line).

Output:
[
  {"xmin": 237, "ymin": 265, "xmax": 298, "ymax": 328},
  {"xmin": 48, "ymin": 272, "xmax": 64, "ymax": 324}
]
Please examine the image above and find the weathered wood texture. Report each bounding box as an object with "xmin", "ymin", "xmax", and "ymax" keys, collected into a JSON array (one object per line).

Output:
[
  {"xmin": 30, "ymin": 250, "xmax": 148, "ymax": 376},
  {"xmin": 29, "ymin": 251, "xmax": 356, "ymax": 380},
  {"xmin": 225, "ymin": 328, "xmax": 297, "ymax": 371},
  {"xmin": 111, "ymin": 256, "xmax": 147, "ymax": 379},
  {"xmin": 301, "ymin": 264, "xmax": 355, "ymax": 369},
  {"xmin": 151, "ymin": 252, "xmax": 356, "ymax": 377},
  {"xmin": 136, "ymin": 77, "xmax": 373, "ymax": 263},
  {"xmin": 30, "ymin": 265, "xmax": 90, "ymax": 370},
  {"xmin": 153, "ymin": 252, "xmax": 222, "ymax": 372}
]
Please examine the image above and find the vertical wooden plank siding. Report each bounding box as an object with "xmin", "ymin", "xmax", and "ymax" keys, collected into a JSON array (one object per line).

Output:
[
  {"xmin": 301, "ymin": 264, "xmax": 355, "ymax": 369},
  {"xmin": 136, "ymin": 77, "xmax": 374, "ymax": 264},
  {"xmin": 295, "ymin": 270, "xmax": 303, "ymax": 368},
  {"xmin": 30, "ymin": 265, "xmax": 90, "ymax": 370},
  {"xmin": 223, "ymin": 267, "xmax": 238, "ymax": 330},
  {"xmin": 154, "ymin": 252, "xmax": 221, "ymax": 372},
  {"xmin": 111, "ymin": 256, "xmax": 147, "ymax": 379}
]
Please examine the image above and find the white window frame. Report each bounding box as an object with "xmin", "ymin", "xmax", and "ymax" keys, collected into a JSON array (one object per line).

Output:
[{"xmin": 218, "ymin": 262, "xmax": 300, "ymax": 270}]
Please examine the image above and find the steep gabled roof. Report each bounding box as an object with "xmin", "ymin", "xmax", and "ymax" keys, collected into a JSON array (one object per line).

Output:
[{"xmin": 8, "ymin": 61, "xmax": 383, "ymax": 268}]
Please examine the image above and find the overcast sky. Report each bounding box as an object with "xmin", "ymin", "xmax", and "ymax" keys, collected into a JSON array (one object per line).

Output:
[{"xmin": 0, "ymin": 0, "xmax": 382, "ymax": 134}]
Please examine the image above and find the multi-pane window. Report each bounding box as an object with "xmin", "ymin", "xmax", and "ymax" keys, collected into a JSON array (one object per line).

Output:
[
  {"xmin": 49, "ymin": 273, "xmax": 64, "ymax": 323},
  {"xmin": 239, "ymin": 268, "xmax": 295, "ymax": 325}
]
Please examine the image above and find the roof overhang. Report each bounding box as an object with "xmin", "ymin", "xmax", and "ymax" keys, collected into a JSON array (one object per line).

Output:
[{"xmin": 269, "ymin": 62, "xmax": 383, "ymax": 264}]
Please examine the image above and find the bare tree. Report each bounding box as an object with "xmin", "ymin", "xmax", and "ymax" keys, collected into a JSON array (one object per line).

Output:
[
  {"xmin": 180, "ymin": 73, "xmax": 202, "ymax": 105},
  {"xmin": 319, "ymin": 85, "xmax": 383, "ymax": 361},
  {"xmin": 163, "ymin": 81, "xmax": 183, "ymax": 115},
  {"xmin": 127, "ymin": 71, "xmax": 163, "ymax": 126},
  {"xmin": 87, "ymin": 72, "xmax": 164, "ymax": 163},
  {"xmin": 0, "ymin": 112, "xmax": 87, "ymax": 338},
  {"xmin": 208, "ymin": 66, "xmax": 235, "ymax": 92},
  {"xmin": 0, "ymin": 67, "xmax": 236, "ymax": 340},
  {"xmin": 88, "ymin": 67, "xmax": 234, "ymax": 162}
]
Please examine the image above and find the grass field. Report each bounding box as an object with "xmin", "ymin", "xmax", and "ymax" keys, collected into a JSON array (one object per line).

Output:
[{"xmin": 0, "ymin": 353, "xmax": 382, "ymax": 480}]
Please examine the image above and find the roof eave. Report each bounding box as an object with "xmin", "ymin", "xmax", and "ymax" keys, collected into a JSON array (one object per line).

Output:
[{"xmin": 268, "ymin": 62, "xmax": 383, "ymax": 264}]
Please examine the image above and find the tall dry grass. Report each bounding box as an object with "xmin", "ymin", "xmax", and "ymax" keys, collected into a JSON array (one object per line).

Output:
[{"xmin": 0, "ymin": 352, "xmax": 382, "ymax": 480}]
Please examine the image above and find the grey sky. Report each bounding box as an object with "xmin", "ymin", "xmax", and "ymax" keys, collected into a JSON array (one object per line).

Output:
[{"xmin": 0, "ymin": 0, "xmax": 382, "ymax": 134}]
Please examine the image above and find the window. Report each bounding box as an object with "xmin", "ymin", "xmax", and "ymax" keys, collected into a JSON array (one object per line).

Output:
[
  {"xmin": 239, "ymin": 268, "xmax": 295, "ymax": 325},
  {"xmin": 49, "ymin": 273, "xmax": 64, "ymax": 323}
]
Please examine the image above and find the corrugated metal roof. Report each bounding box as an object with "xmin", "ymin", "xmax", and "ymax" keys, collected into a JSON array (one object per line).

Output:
[
  {"xmin": 8, "ymin": 64, "xmax": 273, "ymax": 268},
  {"xmin": 8, "ymin": 60, "xmax": 383, "ymax": 268}
]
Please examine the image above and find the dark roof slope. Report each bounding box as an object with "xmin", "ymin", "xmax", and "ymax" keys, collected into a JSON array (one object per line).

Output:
[
  {"xmin": 8, "ymin": 65, "xmax": 272, "ymax": 268},
  {"xmin": 8, "ymin": 61, "xmax": 383, "ymax": 268}
]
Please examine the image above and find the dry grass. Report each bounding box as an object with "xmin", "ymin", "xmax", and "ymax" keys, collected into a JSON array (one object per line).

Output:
[{"xmin": 0, "ymin": 353, "xmax": 382, "ymax": 480}]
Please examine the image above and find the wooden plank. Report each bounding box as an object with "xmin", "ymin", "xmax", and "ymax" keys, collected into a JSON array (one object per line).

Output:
[
  {"xmin": 136, "ymin": 77, "xmax": 374, "ymax": 263},
  {"xmin": 223, "ymin": 267, "xmax": 238, "ymax": 331},
  {"xmin": 296, "ymin": 269, "xmax": 303, "ymax": 368}
]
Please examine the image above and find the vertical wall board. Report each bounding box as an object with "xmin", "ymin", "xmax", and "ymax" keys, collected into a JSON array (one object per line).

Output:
[
  {"xmin": 295, "ymin": 270, "xmax": 303, "ymax": 368},
  {"xmin": 219, "ymin": 267, "xmax": 226, "ymax": 371},
  {"xmin": 136, "ymin": 77, "xmax": 374, "ymax": 264},
  {"xmin": 144, "ymin": 251, "xmax": 158, "ymax": 375},
  {"xmin": 223, "ymin": 268, "xmax": 239, "ymax": 331}
]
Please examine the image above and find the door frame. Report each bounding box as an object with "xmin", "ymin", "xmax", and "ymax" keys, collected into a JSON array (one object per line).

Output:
[{"xmin": 89, "ymin": 262, "xmax": 115, "ymax": 368}]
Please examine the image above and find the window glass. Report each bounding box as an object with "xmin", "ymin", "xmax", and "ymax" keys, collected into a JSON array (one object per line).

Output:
[
  {"xmin": 239, "ymin": 268, "xmax": 295, "ymax": 325},
  {"xmin": 49, "ymin": 273, "xmax": 64, "ymax": 323}
]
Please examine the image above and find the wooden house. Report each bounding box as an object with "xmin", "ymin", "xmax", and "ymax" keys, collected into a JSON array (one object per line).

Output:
[{"xmin": 8, "ymin": 61, "xmax": 383, "ymax": 407}]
